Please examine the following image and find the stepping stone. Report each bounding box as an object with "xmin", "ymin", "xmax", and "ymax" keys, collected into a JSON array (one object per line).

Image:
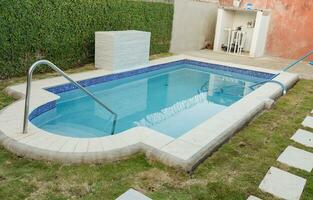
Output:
[
  {"xmin": 259, "ymin": 167, "xmax": 306, "ymax": 200},
  {"xmin": 302, "ymin": 116, "xmax": 313, "ymax": 129},
  {"xmin": 247, "ymin": 195, "xmax": 262, "ymax": 200},
  {"xmin": 116, "ymin": 189, "xmax": 152, "ymax": 200},
  {"xmin": 291, "ymin": 129, "xmax": 313, "ymax": 148},
  {"xmin": 277, "ymin": 146, "xmax": 313, "ymax": 172}
]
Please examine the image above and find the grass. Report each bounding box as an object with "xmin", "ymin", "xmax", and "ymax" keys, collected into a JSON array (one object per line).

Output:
[{"xmin": 0, "ymin": 58, "xmax": 313, "ymax": 199}]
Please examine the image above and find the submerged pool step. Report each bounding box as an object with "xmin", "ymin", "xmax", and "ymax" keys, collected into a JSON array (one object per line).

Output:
[
  {"xmin": 43, "ymin": 122, "xmax": 110, "ymax": 138},
  {"xmin": 135, "ymin": 92, "xmax": 208, "ymax": 127}
]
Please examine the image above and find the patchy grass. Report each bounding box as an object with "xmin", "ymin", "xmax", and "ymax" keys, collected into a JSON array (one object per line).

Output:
[
  {"xmin": 149, "ymin": 52, "xmax": 175, "ymax": 60},
  {"xmin": 0, "ymin": 61, "xmax": 313, "ymax": 199}
]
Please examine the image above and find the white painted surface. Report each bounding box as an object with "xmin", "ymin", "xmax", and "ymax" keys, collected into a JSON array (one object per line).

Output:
[
  {"xmin": 277, "ymin": 146, "xmax": 313, "ymax": 172},
  {"xmin": 291, "ymin": 129, "xmax": 313, "ymax": 148},
  {"xmin": 116, "ymin": 189, "xmax": 151, "ymax": 200},
  {"xmin": 95, "ymin": 31, "xmax": 151, "ymax": 71},
  {"xmin": 214, "ymin": 8, "xmax": 235, "ymax": 52},
  {"xmin": 302, "ymin": 116, "xmax": 313, "ymax": 129},
  {"xmin": 250, "ymin": 11, "xmax": 271, "ymax": 57},
  {"xmin": 259, "ymin": 167, "xmax": 306, "ymax": 200},
  {"xmin": 170, "ymin": 0, "xmax": 218, "ymax": 53}
]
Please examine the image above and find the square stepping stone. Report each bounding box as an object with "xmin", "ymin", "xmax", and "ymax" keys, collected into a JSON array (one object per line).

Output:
[
  {"xmin": 116, "ymin": 189, "xmax": 152, "ymax": 200},
  {"xmin": 291, "ymin": 129, "xmax": 313, "ymax": 148},
  {"xmin": 302, "ymin": 116, "xmax": 313, "ymax": 129},
  {"xmin": 277, "ymin": 146, "xmax": 313, "ymax": 172},
  {"xmin": 247, "ymin": 195, "xmax": 262, "ymax": 200},
  {"xmin": 259, "ymin": 167, "xmax": 306, "ymax": 200}
]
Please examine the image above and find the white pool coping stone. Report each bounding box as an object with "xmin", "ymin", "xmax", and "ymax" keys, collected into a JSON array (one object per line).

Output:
[
  {"xmin": 116, "ymin": 189, "xmax": 151, "ymax": 200},
  {"xmin": 291, "ymin": 129, "xmax": 313, "ymax": 148},
  {"xmin": 259, "ymin": 167, "xmax": 306, "ymax": 200},
  {"xmin": 277, "ymin": 146, "xmax": 313, "ymax": 172},
  {"xmin": 0, "ymin": 55, "xmax": 299, "ymax": 171}
]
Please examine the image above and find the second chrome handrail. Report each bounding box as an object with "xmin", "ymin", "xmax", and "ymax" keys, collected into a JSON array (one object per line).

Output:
[
  {"xmin": 249, "ymin": 50, "xmax": 313, "ymax": 95},
  {"xmin": 23, "ymin": 60, "xmax": 117, "ymax": 135}
]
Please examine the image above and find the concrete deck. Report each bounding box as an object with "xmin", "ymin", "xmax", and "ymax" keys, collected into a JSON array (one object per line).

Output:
[{"xmin": 185, "ymin": 50, "xmax": 313, "ymax": 80}]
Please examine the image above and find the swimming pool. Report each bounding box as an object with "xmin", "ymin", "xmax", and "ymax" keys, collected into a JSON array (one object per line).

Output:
[
  {"xmin": 0, "ymin": 56, "xmax": 298, "ymax": 171},
  {"xmin": 30, "ymin": 60, "xmax": 272, "ymax": 138}
]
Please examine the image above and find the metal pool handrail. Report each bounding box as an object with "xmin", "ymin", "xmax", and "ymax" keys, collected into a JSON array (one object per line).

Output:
[
  {"xmin": 280, "ymin": 50, "xmax": 313, "ymax": 73},
  {"xmin": 249, "ymin": 50, "xmax": 313, "ymax": 95},
  {"xmin": 249, "ymin": 80, "xmax": 287, "ymax": 95},
  {"xmin": 23, "ymin": 60, "xmax": 118, "ymax": 135}
]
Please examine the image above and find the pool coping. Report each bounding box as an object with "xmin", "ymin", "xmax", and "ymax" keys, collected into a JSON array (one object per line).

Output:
[{"xmin": 0, "ymin": 55, "xmax": 299, "ymax": 172}]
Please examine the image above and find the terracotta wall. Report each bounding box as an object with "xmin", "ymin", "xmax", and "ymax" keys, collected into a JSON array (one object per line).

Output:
[{"xmin": 219, "ymin": 0, "xmax": 313, "ymax": 59}]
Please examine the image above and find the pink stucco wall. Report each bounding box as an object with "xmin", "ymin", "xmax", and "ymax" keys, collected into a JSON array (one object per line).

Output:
[{"xmin": 219, "ymin": 0, "xmax": 313, "ymax": 59}]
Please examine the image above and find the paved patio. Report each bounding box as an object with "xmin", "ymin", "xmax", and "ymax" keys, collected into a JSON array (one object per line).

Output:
[{"xmin": 185, "ymin": 50, "xmax": 313, "ymax": 80}]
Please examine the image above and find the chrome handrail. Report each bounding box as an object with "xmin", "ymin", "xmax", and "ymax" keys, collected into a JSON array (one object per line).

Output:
[
  {"xmin": 23, "ymin": 60, "xmax": 118, "ymax": 135},
  {"xmin": 280, "ymin": 50, "xmax": 313, "ymax": 73},
  {"xmin": 249, "ymin": 80, "xmax": 287, "ymax": 95},
  {"xmin": 249, "ymin": 50, "xmax": 313, "ymax": 95}
]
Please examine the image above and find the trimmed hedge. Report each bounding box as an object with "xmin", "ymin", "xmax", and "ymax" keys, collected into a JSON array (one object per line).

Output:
[{"xmin": 0, "ymin": 0, "xmax": 173, "ymax": 79}]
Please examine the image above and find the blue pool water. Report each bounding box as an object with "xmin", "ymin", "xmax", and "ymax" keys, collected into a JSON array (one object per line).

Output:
[{"xmin": 31, "ymin": 62, "xmax": 270, "ymax": 138}]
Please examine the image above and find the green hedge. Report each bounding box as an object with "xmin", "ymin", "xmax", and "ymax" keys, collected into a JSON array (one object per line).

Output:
[{"xmin": 0, "ymin": 0, "xmax": 173, "ymax": 79}]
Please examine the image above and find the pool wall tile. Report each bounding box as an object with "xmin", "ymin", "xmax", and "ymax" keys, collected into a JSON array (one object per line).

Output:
[
  {"xmin": 31, "ymin": 59, "xmax": 275, "ymax": 121},
  {"xmin": 46, "ymin": 60, "xmax": 275, "ymax": 94},
  {"xmin": 29, "ymin": 101, "xmax": 56, "ymax": 120}
]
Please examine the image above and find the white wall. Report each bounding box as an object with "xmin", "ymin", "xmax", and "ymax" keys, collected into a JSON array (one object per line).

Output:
[
  {"xmin": 170, "ymin": 0, "xmax": 218, "ymax": 53},
  {"xmin": 213, "ymin": 9, "xmax": 234, "ymax": 52},
  {"xmin": 250, "ymin": 11, "xmax": 271, "ymax": 57}
]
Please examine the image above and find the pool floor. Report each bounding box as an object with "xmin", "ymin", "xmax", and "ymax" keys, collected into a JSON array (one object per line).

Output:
[{"xmin": 32, "ymin": 64, "xmax": 263, "ymax": 138}]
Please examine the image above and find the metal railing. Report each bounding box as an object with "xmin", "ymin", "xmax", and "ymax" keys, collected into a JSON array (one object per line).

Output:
[
  {"xmin": 198, "ymin": 50, "xmax": 313, "ymax": 96},
  {"xmin": 280, "ymin": 50, "xmax": 313, "ymax": 73},
  {"xmin": 249, "ymin": 50, "xmax": 313, "ymax": 95},
  {"xmin": 23, "ymin": 60, "xmax": 118, "ymax": 135},
  {"xmin": 249, "ymin": 80, "xmax": 287, "ymax": 95}
]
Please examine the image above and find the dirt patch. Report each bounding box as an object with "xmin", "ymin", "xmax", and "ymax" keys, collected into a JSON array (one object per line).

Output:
[
  {"xmin": 133, "ymin": 168, "xmax": 208, "ymax": 193},
  {"xmin": 133, "ymin": 168, "xmax": 173, "ymax": 192}
]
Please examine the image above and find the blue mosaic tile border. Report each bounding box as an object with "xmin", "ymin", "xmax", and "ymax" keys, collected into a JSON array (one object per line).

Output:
[
  {"xmin": 186, "ymin": 60, "xmax": 275, "ymax": 80},
  {"xmin": 46, "ymin": 60, "xmax": 185, "ymax": 94},
  {"xmin": 45, "ymin": 59, "xmax": 275, "ymax": 95},
  {"xmin": 29, "ymin": 101, "xmax": 56, "ymax": 121}
]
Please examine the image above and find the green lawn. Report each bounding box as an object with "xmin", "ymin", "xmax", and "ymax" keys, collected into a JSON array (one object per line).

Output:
[{"xmin": 0, "ymin": 62, "xmax": 313, "ymax": 200}]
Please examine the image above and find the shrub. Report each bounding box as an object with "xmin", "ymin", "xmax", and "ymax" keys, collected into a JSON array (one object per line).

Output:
[{"xmin": 0, "ymin": 0, "xmax": 173, "ymax": 79}]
